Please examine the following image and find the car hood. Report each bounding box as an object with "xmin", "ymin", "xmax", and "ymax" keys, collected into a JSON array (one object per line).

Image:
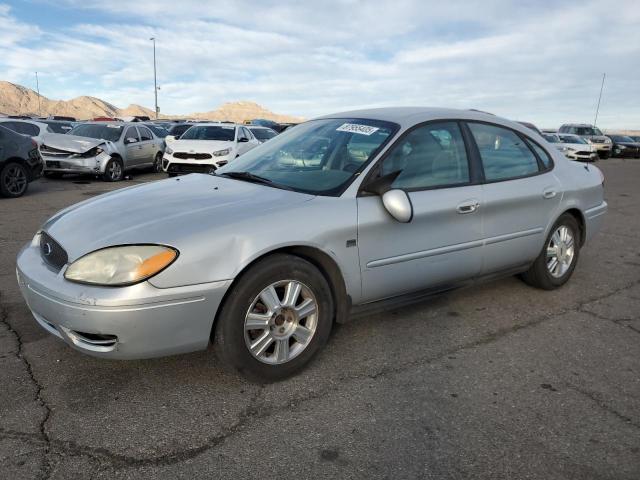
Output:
[
  {"xmin": 41, "ymin": 133, "xmax": 105, "ymax": 153},
  {"xmin": 586, "ymin": 136, "xmax": 609, "ymax": 143},
  {"xmin": 169, "ymin": 139, "xmax": 233, "ymax": 153},
  {"xmin": 43, "ymin": 174, "xmax": 313, "ymax": 261}
]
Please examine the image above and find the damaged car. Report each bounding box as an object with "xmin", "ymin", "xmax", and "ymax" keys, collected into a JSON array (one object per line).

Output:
[{"xmin": 40, "ymin": 122, "xmax": 165, "ymax": 181}]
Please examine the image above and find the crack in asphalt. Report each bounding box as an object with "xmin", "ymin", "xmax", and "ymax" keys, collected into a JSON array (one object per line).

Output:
[
  {"xmin": 565, "ymin": 383, "xmax": 640, "ymax": 431},
  {"xmin": 1, "ymin": 278, "xmax": 639, "ymax": 473},
  {"xmin": 0, "ymin": 301, "xmax": 53, "ymax": 480}
]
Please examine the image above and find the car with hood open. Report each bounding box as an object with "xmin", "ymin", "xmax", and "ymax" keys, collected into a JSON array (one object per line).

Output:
[
  {"xmin": 16, "ymin": 107, "xmax": 607, "ymax": 381},
  {"xmin": 558, "ymin": 124, "xmax": 612, "ymax": 159},
  {"xmin": 162, "ymin": 123, "xmax": 260, "ymax": 176},
  {"xmin": 40, "ymin": 122, "xmax": 165, "ymax": 181}
]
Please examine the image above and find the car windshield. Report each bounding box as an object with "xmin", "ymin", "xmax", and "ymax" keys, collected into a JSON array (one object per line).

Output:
[
  {"xmin": 560, "ymin": 135, "xmax": 587, "ymax": 144},
  {"xmin": 217, "ymin": 118, "xmax": 398, "ymax": 196},
  {"xmin": 146, "ymin": 124, "xmax": 168, "ymax": 138},
  {"xmin": 611, "ymin": 135, "xmax": 634, "ymax": 142},
  {"xmin": 250, "ymin": 128, "xmax": 277, "ymax": 141},
  {"xmin": 573, "ymin": 127, "xmax": 603, "ymax": 136},
  {"xmin": 68, "ymin": 124, "xmax": 124, "ymax": 142},
  {"xmin": 543, "ymin": 134, "xmax": 559, "ymax": 143},
  {"xmin": 44, "ymin": 121, "xmax": 74, "ymax": 133},
  {"xmin": 180, "ymin": 125, "xmax": 236, "ymax": 141}
]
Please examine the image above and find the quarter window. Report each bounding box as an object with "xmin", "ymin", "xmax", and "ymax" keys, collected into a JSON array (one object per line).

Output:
[
  {"xmin": 468, "ymin": 123, "xmax": 539, "ymax": 181},
  {"xmin": 381, "ymin": 122, "xmax": 470, "ymax": 189},
  {"xmin": 526, "ymin": 140, "xmax": 552, "ymax": 169}
]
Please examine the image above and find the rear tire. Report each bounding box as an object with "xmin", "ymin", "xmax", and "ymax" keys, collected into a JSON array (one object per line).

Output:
[
  {"xmin": 520, "ymin": 213, "xmax": 581, "ymax": 290},
  {"xmin": 214, "ymin": 254, "xmax": 334, "ymax": 382},
  {"xmin": 0, "ymin": 162, "xmax": 29, "ymax": 198}
]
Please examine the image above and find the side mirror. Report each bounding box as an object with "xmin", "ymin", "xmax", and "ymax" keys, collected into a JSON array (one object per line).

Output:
[
  {"xmin": 125, "ymin": 137, "xmax": 137, "ymax": 144},
  {"xmin": 165, "ymin": 135, "xmax": 176, "ymax": 142},
  {"xmin": 238, "ymin": 137, "xmax": 249, "ymax": 143},
  {"xmin": 381, "ymin": 189, "xmax": 413, "ymax": 223}
]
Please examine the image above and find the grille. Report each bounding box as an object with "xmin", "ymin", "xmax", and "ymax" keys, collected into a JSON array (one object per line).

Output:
[
  {"xmin": 40, "ymin": 232, "xmax": 68, "ymax": 271},
  {"xmin": 167, "ymin": 163, "xmax": 214, "ymax": 174},
  {"xmin": 173, "ymin": 152, "xmax": 212, "ymax": 160}
]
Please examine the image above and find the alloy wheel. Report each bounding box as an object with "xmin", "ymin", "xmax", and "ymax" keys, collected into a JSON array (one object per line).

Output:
[
  {"xmin": 546, "ymin": 225, "xmax": 575, "ymax": 278},
  {"xmin": 108, "ymin": 161, "xmax": 122, "ymax": 180},
  {"xmin": 244, "ymin": 280, "xmax": 318, "ymax": 364},
  {"xmin": 3, "ymin": 165, "xmax": 27, "ymax": 195}
]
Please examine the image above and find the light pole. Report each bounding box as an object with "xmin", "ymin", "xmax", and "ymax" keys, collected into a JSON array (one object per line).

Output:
[
  {"xmin": 35, "ymin": 71, "xmax": 41, "ymax": 117},
  {"xmin": 150, "ymin": 37, "xmax": 159, "ymax": 119}
]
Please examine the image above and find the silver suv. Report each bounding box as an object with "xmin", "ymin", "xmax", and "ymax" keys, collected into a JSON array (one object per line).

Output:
[
  {"xmin": 558, "ymin": 123, "xmax": 612, "ymax": 159},
  {"xmin": 40, "ymin": 122, "xmax": 165, "ymax": 181}
]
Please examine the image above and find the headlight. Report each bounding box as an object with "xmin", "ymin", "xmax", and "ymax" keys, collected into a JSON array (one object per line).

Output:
[
  {"xmin": 618, "ymin": 145, "xmax": 626, "ymax": 149},
  {"xmin": 213, "ymin": 148, "xmax": 231, "ymax": 157},
  {"xmin": 165, "ymin": 146, "xmax": 173, "ymax": 154},
  {"xmin": 566, "ymin": 147, "xmax": 576, "ymax": 151},
  {"xmin": 65, "ymin": 245, "xmax": 178, "ymax": 286},
  {"xmin": 604, "ymin": 138, "xmax": 612, "ymax": 144}
]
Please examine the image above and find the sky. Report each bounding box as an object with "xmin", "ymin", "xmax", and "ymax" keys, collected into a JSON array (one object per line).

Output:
[{"xmin": 1, "ymin": 0, "xmax": 639, "ymax": 128}]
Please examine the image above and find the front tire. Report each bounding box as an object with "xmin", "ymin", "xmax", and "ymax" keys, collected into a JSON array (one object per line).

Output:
[
  {"xmin": 214, "ymin": 254, "xmax": 334, "ymax": 381},
  {"xmin": 102, "ymin": 157, "xmax": 124, "ymax": 182},
  {"xmin": 0, "ymin": 162, "xmax": 29, "ymax": 198},
  {"xmin": 153, "ymin": 152, "xmax": 163, "ymax": 173},
  {"xmin": 520, "ymin": 213, "xmax": 581, "ymax": 290}
]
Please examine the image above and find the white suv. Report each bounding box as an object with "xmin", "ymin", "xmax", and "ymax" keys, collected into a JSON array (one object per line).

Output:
[{"xmin": 163, "ymin": 123, "xmax": 260, "ymax": 176}]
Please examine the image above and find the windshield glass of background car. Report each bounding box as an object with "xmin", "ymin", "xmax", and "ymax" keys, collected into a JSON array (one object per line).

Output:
[
  {"xmin": 69, "ymin": 124, "xmax": 124, "ymax": 142},
  {"xmin": 561, "ymin": 135, "xmax": 586, "ymax": 144},
  {"xmin": 180, "ymin": 126, "xmax": 235, "ymax": 141},
  {"xmin": 216, "ymin": 118, "xmax": 397, "ymax": 195},
  {"xmin": 251, "ymin": 128, "xmax": 277, "ymax": 141},
  {"xmin": 543, "ymin": 134, "xmax": 559, "ymax": 143}
]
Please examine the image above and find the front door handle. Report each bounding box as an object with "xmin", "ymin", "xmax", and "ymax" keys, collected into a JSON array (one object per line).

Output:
[
  {"xmin": 457, "ymin": 200, "xmax": 480, "ymax": 214},
  {"xmin": 543, "ymin": 189, "xmax": 557, "ymax": 199}
]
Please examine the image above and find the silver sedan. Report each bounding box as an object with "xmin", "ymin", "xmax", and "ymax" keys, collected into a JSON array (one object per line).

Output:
[{"xmin": 16, "ymin": 108, "xmax": 607, "ymax": 380}]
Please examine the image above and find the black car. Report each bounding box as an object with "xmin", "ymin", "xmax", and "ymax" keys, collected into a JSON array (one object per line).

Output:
[
  {"xmin": 167, "ymin": 123, "xmax": 195, "ymax": 139},
  {"xmin": 0, "ymin": 125, "xmax": 43, "ymax": 198},
  {"xmin": 42, "ymin": 120, "xmax": 75, "ymax": 134},
  {"xmin": 608, "ymin": 135, "xmax": 640, "ymax": 158}
]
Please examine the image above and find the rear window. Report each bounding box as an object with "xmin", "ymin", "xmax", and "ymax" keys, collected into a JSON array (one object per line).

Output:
[{"xmin": 180, "ymin": 125, "xmax": 236, "ymax": 141}]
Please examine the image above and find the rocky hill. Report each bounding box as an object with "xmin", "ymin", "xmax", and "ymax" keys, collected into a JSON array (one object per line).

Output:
[{"xmin": 0, "ymin": 81, "xmax": 303, "ymax": 123}]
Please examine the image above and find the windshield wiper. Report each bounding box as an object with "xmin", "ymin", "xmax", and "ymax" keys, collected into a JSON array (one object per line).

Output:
[{"xmin": 217, "ymin": 171, "xmax": 294, "ymax": 191}]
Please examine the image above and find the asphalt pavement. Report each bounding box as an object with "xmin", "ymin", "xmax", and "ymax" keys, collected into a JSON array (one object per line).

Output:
[{"xmin": 1, "ymin": 159, "xmax": 638, "ymax": 479}]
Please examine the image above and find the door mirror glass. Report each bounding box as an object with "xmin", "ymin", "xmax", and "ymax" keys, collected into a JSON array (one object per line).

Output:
[
  {"xmin": 382, "ymin": 189, "xmax": 413, "ymax": 223},
  {"xmin": 125, "ymin": 137, "xmax": 137, "ymax": 144},
  {"xmin": 238, "ymin": 137, "xmax": 249, "ymax": 143}
]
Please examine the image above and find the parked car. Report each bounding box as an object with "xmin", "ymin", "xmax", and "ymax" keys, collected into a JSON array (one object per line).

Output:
[
  {"xmin": 244, "ymin": 118, "xmax": 285, "ymax": 132},
  {"xmin": 247, "ymin": 125, "xmax": 278, "ymax": 143},
  {"xmin": 166, "ymin": 123, "xmax": 194, "ymax": 140},
  {"xmin": 0, "ymin": 118, "xmax": 52, "ymax": 144},
  {"xmin": 543, "ymin": 133, "xmax": 598, "ymax": 162},
  {"xmin": 628, "ymin": 135, "xmax": 640, "ymax": 143},
  {"xmin": 42, "ymin": 120, "xmax": 75, "ymax": 134},
  {"xmin": 558, "ymin": 124, "xmax": 612, "ymax": 159},
  {"xmin": 47, "ymin": 115, "xmax": 76, "ymax": 122},
  {"xmin": 517, "ymin": 121, "xmax": 543, "ymax": 135},
  {"xmin": 163, "ymin": 123, "xmax": 260, "ymax": 175},
  {"xmin": 0, "ymin": 124, "xmax": 43, "ymax": 197},
  {"xmin": 39, "ymin": 122, "xmax": 165, "ymax": 180},
  {"xmin": 607, "ymin": 135, "xmax": 640, "ymax": 158},
  {"xmin": 15, "ymin": 108, "xmax": 607, "ymax": 380}
]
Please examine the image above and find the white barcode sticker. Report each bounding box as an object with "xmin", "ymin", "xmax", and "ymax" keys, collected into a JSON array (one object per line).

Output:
[{"xmin": 336, "ymin": 123, "xmax": 379, "ymax": 136}]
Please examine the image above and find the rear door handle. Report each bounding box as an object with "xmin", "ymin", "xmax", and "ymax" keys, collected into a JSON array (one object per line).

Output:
[
  {"xmin": 457, "ymin": 200, "xmax": 480, "ymax": 214},
  {"xmin": 543, "ymin": 189, "xmax": 557, "ymax": 199}
]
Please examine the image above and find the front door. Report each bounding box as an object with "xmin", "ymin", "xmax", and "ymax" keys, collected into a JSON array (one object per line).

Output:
[
  {"xmin": 123, "ymin": 126, "xmax": 142, "ymax": 168},
  {"xmin": 357, "ymin": 121, "xmax": 484, "ymax": 303}
]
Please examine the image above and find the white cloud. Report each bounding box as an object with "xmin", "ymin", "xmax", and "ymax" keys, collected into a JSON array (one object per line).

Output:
[{"xmin": 1, "ymin": 0, "xmax": 639, "ymax": 128}]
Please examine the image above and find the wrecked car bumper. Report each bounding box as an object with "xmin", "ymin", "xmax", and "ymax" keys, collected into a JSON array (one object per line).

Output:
[{"xmin": 42, "ymin": 151, "xmax": 112, "ymax": 174}]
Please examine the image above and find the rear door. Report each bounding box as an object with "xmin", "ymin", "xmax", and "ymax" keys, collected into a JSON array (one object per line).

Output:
[
  {"xmin": 357, "ymin": 121, "xmax": 484, "ymax": 302},
  {"xmin": 465, "ymin": 122, "xmax": 562, "ymax": 274},
  {"xmin": 137, "ymin": 126, "xmax": 156, "ymax": 164},
  {"xmin": 123, "ymin": 126, "xmax": 142, "ymax": 167}
]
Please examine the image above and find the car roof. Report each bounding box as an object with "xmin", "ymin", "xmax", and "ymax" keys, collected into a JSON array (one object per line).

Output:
[
  {"xmin": 560, "ymin": 123, "xmax": 595, "ymax": 127},
  {"xmin": 188, "ymin": 122, "xmax": 238, "ymax": 127},
  {"xmin": 247, "ymin": 125, "xmax": 274, "ymax": 130},
  {"xmin": 315, "ymin": 107, "xmax": 533, "ymax": 134}
]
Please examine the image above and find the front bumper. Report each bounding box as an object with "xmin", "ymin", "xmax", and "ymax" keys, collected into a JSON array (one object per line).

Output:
[
  {"xmin": 16, "ymin": 240, "xmax": 231, "ymax": 359},
  {"xmin": 162, "ymin": 155, "xmax": 230, "ymax": 174},
  {"xmin": 566, "ymin": 151, "xmax": 598, "ymax": 162},
  {"xmin": 42, "ymin": 151, "xmax": 111, "ymax": 174}
]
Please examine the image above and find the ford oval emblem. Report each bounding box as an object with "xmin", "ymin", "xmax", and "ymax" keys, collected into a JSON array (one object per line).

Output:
[{"xmin": 43, "ymin": 242, "xmax": 53, "ymax": 256}]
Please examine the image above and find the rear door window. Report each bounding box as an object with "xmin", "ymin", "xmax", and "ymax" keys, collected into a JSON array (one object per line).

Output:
[
  {"xmin": 467, "ymin": 123, "xmax": 540, "ymax": 181},
  {"xmin": 138, "ymin": 126, "xmax": 153, "ymax": 141},
  {"xmin": 124, "ymin": 127, "xmax": 140, "ymax": 143}
]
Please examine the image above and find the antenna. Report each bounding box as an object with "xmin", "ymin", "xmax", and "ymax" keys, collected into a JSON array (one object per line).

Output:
[
  {"xmin": 593, "ymin": 73, "xmax": 605, "ymax": 127},
  {"xmin": 35, "ymin": 71, "xmax": 41, "ymax": 117}
]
